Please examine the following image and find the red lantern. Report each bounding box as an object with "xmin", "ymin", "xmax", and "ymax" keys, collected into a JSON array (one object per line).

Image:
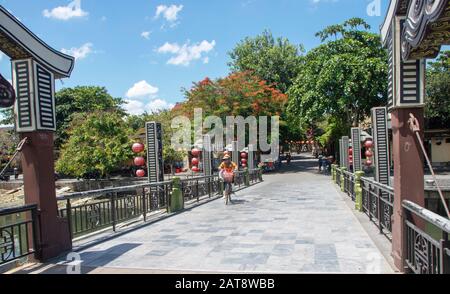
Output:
[
  {"xmin": 365, "ymin": 160, "xmax": 373, "ymax": 166},
  {"xmin": 191, "ymin": 148, "xmax": 201, "ymax": 157},
  {"xmin": 191, "ymin": 158, "xmax": 199, "ymax": 166},
  {"xmin": 132, "ymin": 143, "xmax": 145, "ymax": 154},
  {"xmin": 241, "ymin": 159, "xmax": 247, "ymax": 164},
  {"xmin": 365, "ymin": 150, "xmax": 373, "ymax": 158},
  {"xmin": 192, "ymin": 166, "xmax": 200, "ymax": 173},
  {"xmin": 134, "ymin": 157, "xmax": 145, "ymax": 167},
  {"xmin": 364, "ymin": 140, "xmax": 374, "ymax": 149},
  {"xmin": 349, "ymin": 148, "xmax": 353, "ymax": 156},
  {"xmin": 241, "ymin": 152, "xmax": 248, "ymax": 159},
  {"xmin": 349, "ymin": 155, "xmax": 353, "ymax": 161},
  {"xmin": 136, "ymin": 169, "xmax": 146, "ymax": 178},
  {"xmin": 301, "ymin": 141, "xmax": 305, "ymax": 144},
  {"xmin": 242, "ymin": 163, "xmax": 247, "ymax": 168}
]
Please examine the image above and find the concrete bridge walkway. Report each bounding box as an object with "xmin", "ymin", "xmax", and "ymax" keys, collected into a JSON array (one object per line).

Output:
[{"xmin": 14, "ymin": 155, "xmax": 395, "ymax": 274}]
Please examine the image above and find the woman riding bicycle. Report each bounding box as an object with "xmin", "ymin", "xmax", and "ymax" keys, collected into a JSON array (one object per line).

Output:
[{"xmin": 219, "ymin": 155, "xmax": 238, "ymax": 204}]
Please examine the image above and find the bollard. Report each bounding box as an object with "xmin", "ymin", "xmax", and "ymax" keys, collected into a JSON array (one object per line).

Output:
[
  {"xmin": 340, "ymin": 167, "xmax": 347, "ymax": 192},
  {"xmin": 354, "ymin": 171, "xmax": 365, "ymax": 212},
  {"xmin": 169, "ymin": 178, "xmax": 184, "ymax": 213}
]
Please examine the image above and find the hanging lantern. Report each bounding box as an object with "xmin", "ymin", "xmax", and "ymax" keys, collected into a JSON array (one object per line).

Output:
[
  {"xmin": 191, "ymin": 148, "xmax": 201, "ymax": 157},
  {"xmin": 349, "ymin": 148, "xmax": 353, "ymax": 156},
  {"xmin": 349, "ymin": 155, "xmax": 353, "ymax": 161},
  {"xmin": 241, "ymin": 152, "xmax": 248, "ymax": 159},
  {"xmin": 301, "ymin": 141, "xmax": 305, "ymax": 144},
  {"xmin": 136, "ymin": 169, "xmax": 146, "ymax": 178},
  {"xmin": 365, "ymin": 160, "xmax": 373, "ymax": 166},
  {"xmin": 364, "ymin": 140, "xmax": 374, "ymax": 149},
  {"xmin": 192, "ymin": 166, "xmax": 200, "ymax": 173},
  {"xmin": 365, "ymin": 150, "xmax": 373, "ymax": 158},
  {"xmin": 132, "ymin": 143, "xmax": 145, "ymax": 154},
  {"xmin": 134, "ymin": 157, "xmax": 146, "ymax": 167},
  {"xmin": 242, "ymin": 163, "xmax": 247, "ymax": 168},
  {"xmin": 191, "ymin": 158, "xmax": 199, "ymax": 166},
  {"xmin": 241, "ymin": 159, "xmax": 247, "ymax": 164}
]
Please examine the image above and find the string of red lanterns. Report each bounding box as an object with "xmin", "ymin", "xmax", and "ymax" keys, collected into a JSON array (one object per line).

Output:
[
  {"xmin": 241, "ymin": 152, "xmax": 248, "ymax": 168},
  {"xmin": 365, "ymin": 140, "xmax": 374, "ymax": 167},
  {"xmin": 132, "ymin": 142, "xmax": 146, "ymax": 178},
  {"xmin": 191, "ymin": 148, "xmax": 201, "ymax": 173}
]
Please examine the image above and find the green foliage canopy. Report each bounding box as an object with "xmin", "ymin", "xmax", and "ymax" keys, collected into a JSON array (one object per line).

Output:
[
  {"xmin": 228, "ymin": 30, "xmax": 304, "ymax": 93},
  {"xmin": 56, "ymin": 111, "xmax": 133, "ymax": 179},
  {"xmin": 287, "ymin": 18, "xmax": 388, "ymax": 143},
  {"xmin": 426, "ymin": 51, "xmax": 450, "ymax": 128}
]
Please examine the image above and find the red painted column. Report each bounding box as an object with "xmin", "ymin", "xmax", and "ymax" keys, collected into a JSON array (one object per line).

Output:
[
  {"xmin": 391, "ymin": 108, "xmax": 425, "ymax": 271},
  {"xmin": 21, "ymin": 132, "xmax": 72, "ymax": 261}
]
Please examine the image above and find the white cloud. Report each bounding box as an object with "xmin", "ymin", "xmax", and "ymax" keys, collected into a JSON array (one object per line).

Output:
[
  {"xmin": 61, "ymin": 43, "xmax": 93, "ymax": 60},
  {"xmin": 141, "ymin": 31, "xmax": 151, "ymax": 40},
  {"xmin": 124, "ymin": 100, "xmax": 145, "ymax": 115},
  {"xmin": 126, "ymin": 80, "xmax": 159, "ymax": 99},
  {"xmin": 155, "ymin": 4, "xmax": 183, "ymax": 22},
  {"xmin": 43, "ymin": 0, "xmax": 88, "ymax": 20},
  {"xmin": 146, "ymin": 99, "xmax": 175, "ymax": 113},
  {"xmin": 123, "ymin": 99, "xmax": 174, "ymax": 115},
  {"xmin": 157, "ymin": 40, "xmax": 216, "ymax": 66}
]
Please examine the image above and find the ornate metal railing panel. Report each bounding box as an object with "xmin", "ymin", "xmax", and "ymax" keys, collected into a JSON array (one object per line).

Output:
[
  {"xmin": 0, "ymin": 204, "xmax": 39, "ymax": 266},
  {"xmin": 342, "ymin": 170, "xmax": 356, "ymax": 201},
  {"xmin": 57, "ymin": 182, "xmax": 173, "ymax": 238},
  {"xmin": 235, "ymin": 171, "xmax": 245, "ymax": 188},
  {"xmin": 361, "ymin": 177, "xmax": 394, "ymax": 237},
  {"xmin": 403, "ymin": 200, "xmax": 450, "ymax": 274},
  {"xmin": 180, "ymin": 175, "xmax": 220, "ymax": 202},
  {"xmin": 336, "ymin": 168, "xmax": 342, "ymax": 187}
]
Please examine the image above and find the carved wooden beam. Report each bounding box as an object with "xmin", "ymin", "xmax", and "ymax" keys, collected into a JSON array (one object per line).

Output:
[{"xmin": 401, "ymin": 0, "xmax": 450, "ymax": 60}]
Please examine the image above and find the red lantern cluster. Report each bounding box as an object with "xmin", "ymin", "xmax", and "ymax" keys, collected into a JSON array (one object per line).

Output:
[
  {"xmin": 191, "ymin": 148, "xmax": 201, "ymax": 172},
  {"xmin": 364, "ymin": 140, "xmax": 374, "ymax": 167},
  {"xmin": 132, "ymin": 142, "xmax": 146, "ymax": 178},
  {"xmin": 241, "ymin": 152, "xmax": 248, "ymax": 168}
]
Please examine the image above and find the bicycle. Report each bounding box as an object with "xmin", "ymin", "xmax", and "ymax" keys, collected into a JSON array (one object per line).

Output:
[{"xmin": 222, "ymin": 171, "xmax": 234, "ymax": 205}]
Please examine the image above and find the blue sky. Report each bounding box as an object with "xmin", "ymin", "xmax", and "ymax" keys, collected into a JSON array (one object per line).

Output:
[{"xmin": 0, "ymin": 0, "xmax": 391, "ymax": 115}]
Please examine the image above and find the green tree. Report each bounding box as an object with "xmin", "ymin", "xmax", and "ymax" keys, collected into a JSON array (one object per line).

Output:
[
  {"xmin": 55, "ymin": 86, "xmax": 125, "ymax": 147},
  {"xmin": 56, "ymin": 111, "xmax": 133, "ymax": 179},
  {"xmin": 426, "ymin": 51, "xmax": 450, "ymax": 128},
  {"xmin": 228, "ymin": 30, "xmax": 304, "ymax": 93},
  {"xmin": 288, "ymin": 18, "xmax": 388, "ymax": 145}
]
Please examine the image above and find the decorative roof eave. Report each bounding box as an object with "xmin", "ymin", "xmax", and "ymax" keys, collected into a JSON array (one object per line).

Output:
[
  {"xmin": 0, "ymin": 5, "xmax": 74, "ymax": 78},
  {"xmin": 381, "ymin": 0, "xmax": 410, "ymax": 45},
  {"xmin": 401, "ymin": 0, "xmax": 450, "ymax": 60}
]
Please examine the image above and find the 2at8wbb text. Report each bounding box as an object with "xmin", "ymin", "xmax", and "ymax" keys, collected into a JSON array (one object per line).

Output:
[{"xmin": 219, "ymin": 278, "xmax": 275, "ymax": 289}]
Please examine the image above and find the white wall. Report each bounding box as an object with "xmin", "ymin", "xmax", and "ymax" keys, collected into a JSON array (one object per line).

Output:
[{"xmin": 431, "ymin": 138, "xmax": 450, "ymax": 164}]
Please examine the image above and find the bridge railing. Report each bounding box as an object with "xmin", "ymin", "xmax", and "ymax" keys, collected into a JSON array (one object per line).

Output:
[
  {"xmin": 56, "ymin": 169, "xmax": 263, "ymax": 239},
  {"xmin": 0, "ymin": 204, "xmax": 39, "ymax": 267},
  {"xmin": 403, "ymin": 200, "xmax": 450, "ymax": 274},
  {"xmin": 57, "ymin": 181, "xmax": 174, "ymax": 238},
  {"xmin": 360, "ymin": 177, "xmax": 394, "ymax": 237},
  {"xmin": 331, "ymin": 165, "xmax": 450, "ymax": 274}
]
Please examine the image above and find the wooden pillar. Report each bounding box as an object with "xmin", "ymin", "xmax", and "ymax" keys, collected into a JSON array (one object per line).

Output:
[
  {"xmin": 21, "ymin": 132, "xmax": 71, "ymax": 260},
  {"xmin": 391, "ymin": 108, "xmax": 425, "ymax": 270}
]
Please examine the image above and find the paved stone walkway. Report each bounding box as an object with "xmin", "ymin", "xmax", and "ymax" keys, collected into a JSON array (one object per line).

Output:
[{"xmin": 56, "ymin": 155, "xmax": 394, "ymax": 274}]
